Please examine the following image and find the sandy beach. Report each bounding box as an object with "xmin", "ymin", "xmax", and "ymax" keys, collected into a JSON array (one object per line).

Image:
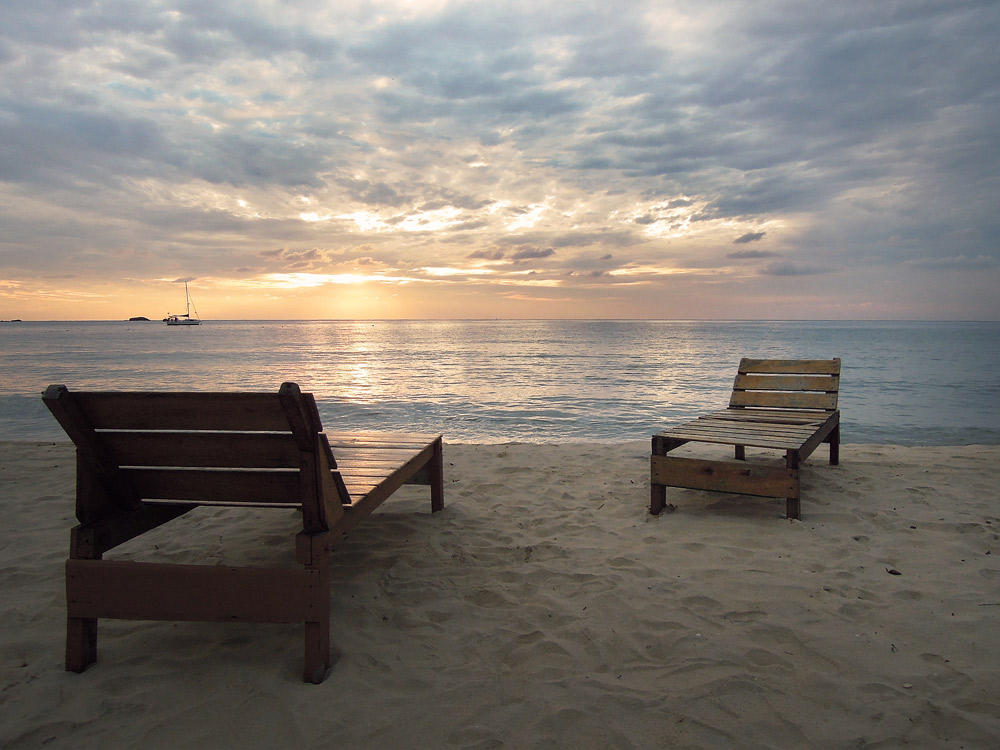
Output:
[{"xmin": 1, "ymin": 439, "xmax": 998, "ymax": 749}]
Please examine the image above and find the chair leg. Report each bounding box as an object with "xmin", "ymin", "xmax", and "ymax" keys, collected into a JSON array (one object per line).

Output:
[
  {"xmin": 785, "ymin": 497, "xmax": 801, "ymax": 520},
  {"xmin": 650, "ymin": 483, "xmax": 666, "ymax": 515},
  {"xmin": 298, "ymin": 531, "xmax": 331, "ymax": 683},
  {"xmin": 303, "ymin": 620, "xmax": 330, "ymax": 684},
  {"xmin": 66, "ymin": 530, "xmax": 100, "ymax": 673},
  {"xmin": 650, "ymin": 436, "xmax": 669, "ymax": 515},
  {"xmin": 430, "ymin": 438, "xmax": 445, "ymax": 513},
  {"xmin": 66, "ymin": 616, "xmax": 98, "ymax": 672},
  {"xmin": 829, "ymin": 424, "xmax": 840, "ymax": 465},
  {"xmin": 303, "ymin": 572, "xmax": 330, "ymax": 683},
  {"xmin": 735, "ymin": 445, "xmax": 746, "ymax": 460}
]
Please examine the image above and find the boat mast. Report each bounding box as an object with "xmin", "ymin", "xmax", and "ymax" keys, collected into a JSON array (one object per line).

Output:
[{"xmin": 186, "ymin": 282, "xmax": 200, "ymax": 321}]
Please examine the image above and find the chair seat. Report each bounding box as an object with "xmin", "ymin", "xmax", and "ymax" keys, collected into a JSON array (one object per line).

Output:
[{"xmin": 659, "ymin": 411, "xmax": 837, "ymax": 451}]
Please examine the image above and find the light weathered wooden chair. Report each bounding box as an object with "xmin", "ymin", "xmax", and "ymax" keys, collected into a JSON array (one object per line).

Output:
[
  {"xmin": 42, "ymin": 382, "xmax": 443, "ymax": 683},
  {"xmin": 650, "ymin": 358, "xmax": 840, "ymax": 520}
]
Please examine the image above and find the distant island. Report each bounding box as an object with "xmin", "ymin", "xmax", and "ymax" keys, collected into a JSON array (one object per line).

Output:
[
  {"xmin": 2, "ymin": 319, "xmax": 24, "ymax": 323},
  {"xmin": 128, "ymin": 316, "xmax": 151, "ymax": 321}
]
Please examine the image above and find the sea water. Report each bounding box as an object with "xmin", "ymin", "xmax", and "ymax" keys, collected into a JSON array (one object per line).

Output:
[{"xmin": 2, "ymin": 319, "xmax": 997, "ymax": 445}]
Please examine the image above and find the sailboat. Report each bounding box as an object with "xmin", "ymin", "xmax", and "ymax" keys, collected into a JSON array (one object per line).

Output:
[{"xmin": 165, "ymin": 282, "xmax": 202, "ymax": 326}]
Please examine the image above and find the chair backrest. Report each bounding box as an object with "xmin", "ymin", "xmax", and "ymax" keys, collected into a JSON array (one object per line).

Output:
[
  {"xmin": 729, "ymin": 358, "xmax": 840, "ymax": 412},
  {"xmin": 42, "ymin": 382, "xmax": 348, "ymax": 532}
]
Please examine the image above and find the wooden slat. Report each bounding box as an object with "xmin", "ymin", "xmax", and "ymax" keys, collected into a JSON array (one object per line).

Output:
[
  {"xmin": 733, "ymin": 374, "xmax": 839, "ymax": 393},
  {"xmin": 663, "ymin": 419, "xmax": 812, "ymax": 450},
  {"xmin": 122, "ymin": 468, "xmax": 300, "ymax": 504},
  {"xmin": 336, "ymin": 458, "xmax": 414, "ymax": 473},
  {"xmin": 66, "ymin": 559, "xmax": 321, "ymax": 623},
  {"xmin": 703, "ymin": 409, "xmax": 828, "ymax": 425},
  {"xmin": 325, "ymin": 438, "xmax": 442, "ymax": 451},
  {"xmin": 671, "ymin": 416, "xmax": 820, "ymax": 436},
  {"xmin": 336, "ymin": 466, "xmax": 421, "ymax": 481},
  {"xmin": 667, "ymin": 429, "xmax": 806, "ymax": 448},
  {"xmin": 329, "ymin": 441, "xmax": 437, "ymax": 535},
  {"xmin": 738, "ymin": 358, "xmax": 841, "ymax": 375},
  {"xmin": 336, "ymin": 449, "xmax": 434, "ymax": 473},
  {"xmin": 324, "ymin": 431, "xmax": 441, "ymax": 445},
  {"xmin": 693, "ymin": 417, "xmax": 821, "ymax": 437},
  {"xmin": 100, "ymin": 431, "xmax": 301, "ymax": 468},
  {"xmin": 71, "ymin": 392, "xmax": 290, "ymax": 431},
  {"xmin": 662, "ymin": 430, "xmax": 802, "ymax": 451},
  {"xmin": 334, "ymin": 446, "xmax": 430, "ymax": 459},
  {"xmin": 730, "ymin": 391, "xmax": 838, "ymax": 411},
  {"xmin": 651, "ymin": 455, "xmax": 798, "ymax": 498}
]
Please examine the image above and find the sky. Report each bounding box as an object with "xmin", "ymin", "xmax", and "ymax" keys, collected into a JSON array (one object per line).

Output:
[{"xmin": 1, "ymin": 0, "xmax": 998, "ymax": 321}]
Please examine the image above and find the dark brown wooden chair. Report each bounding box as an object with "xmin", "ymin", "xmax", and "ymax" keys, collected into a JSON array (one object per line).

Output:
[
  {"xmin": 42, "ymin": 382, "xmax": 444, "ymax": 683},
  {"xmin": 650, "ymin": 358, "xmax": 840, "ymax": 520}
]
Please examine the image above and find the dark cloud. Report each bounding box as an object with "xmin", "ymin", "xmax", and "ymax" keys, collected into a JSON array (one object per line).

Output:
[
  {"xmin": 511, "ymin": 247, "xmax": 555, "ymax": 261},
  {"xmin": 0, "ymin": 100, "xmax": 171, "ymax": 186},
  {"xmin": 191, "ymin": 132, "xmax": 329, "ymax": 189},
  {"xmin": 733, "ymin": 232, "xmax": 766, "ymax": 244}
]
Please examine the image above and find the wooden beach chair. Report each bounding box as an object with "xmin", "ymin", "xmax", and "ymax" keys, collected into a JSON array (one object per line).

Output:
[
  {"xmin": 650, "ymin": 358, "xmax": 840, "ymax": 520},
  {"xmin": 42, "ymin": 382, "xmax": 444, "ymax": 683}
]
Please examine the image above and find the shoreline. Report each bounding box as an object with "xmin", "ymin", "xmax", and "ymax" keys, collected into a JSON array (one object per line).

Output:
[
  {"xmin": 0, "ymin": 438, "xmax": 1000, "ymax": 450},
  {"xmin": 1, "ymin": 440, "xmax": 998, "ymax": 748}
]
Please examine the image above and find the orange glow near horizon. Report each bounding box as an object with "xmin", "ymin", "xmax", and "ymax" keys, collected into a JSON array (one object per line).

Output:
[{"xmin": 4, "ymin": 252, "xmax": 999, "ymax": 321}]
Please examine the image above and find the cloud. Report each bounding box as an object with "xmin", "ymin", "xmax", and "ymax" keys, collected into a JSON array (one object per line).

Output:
[
  {"xmin": 336, "ymin": 177, "xmax": 409, "ymax": 207},
  {"xmin": 468, "ymin": 248, "xmax": 507, "ymax": 260},
  {"xmin": 733, "ymin": 231, "xmax": 766, "ymax": 244},
  {"xmin": 510, "ymin": 246, "xmax": 556, "ymax": 261},
  {"xmin": 760, "ymin": 261, "xmax": 830, "ymax": 277},
  {"xmin": 259, "ymin": 247, "xmax": 326, "ymax": 270},
  {"xmin": 1, "ymin": 0, "xmax": 998, "ymax": 319},
  {"xmin": 728, "ymin": 249, "xmax": 780, "ymax": 260}
]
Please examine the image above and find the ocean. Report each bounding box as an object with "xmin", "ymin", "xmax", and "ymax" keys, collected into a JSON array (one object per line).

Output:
[{"xmin": 2, "ymin": 319, "xmax": 997, "ymax": 445}]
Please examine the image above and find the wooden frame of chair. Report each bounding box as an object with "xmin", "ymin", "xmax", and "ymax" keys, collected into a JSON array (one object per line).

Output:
[
  {"xmin": 650, "ymin": 358, "xmax": 841, "ymax": 520},
  {"xmin": 42, "ymin": 382, "xmax": 444, "ymax": 683}
]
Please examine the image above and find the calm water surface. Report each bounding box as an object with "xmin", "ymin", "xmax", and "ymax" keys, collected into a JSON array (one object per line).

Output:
[{"xmin": 2, "ymin": 319, "xmax": 997, "ymax": 444}]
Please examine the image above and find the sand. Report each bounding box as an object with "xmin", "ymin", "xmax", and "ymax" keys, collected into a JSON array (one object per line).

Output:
[{"xmin": 1, "ymin": 439, "xmax": 998, "ymax": 749}]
